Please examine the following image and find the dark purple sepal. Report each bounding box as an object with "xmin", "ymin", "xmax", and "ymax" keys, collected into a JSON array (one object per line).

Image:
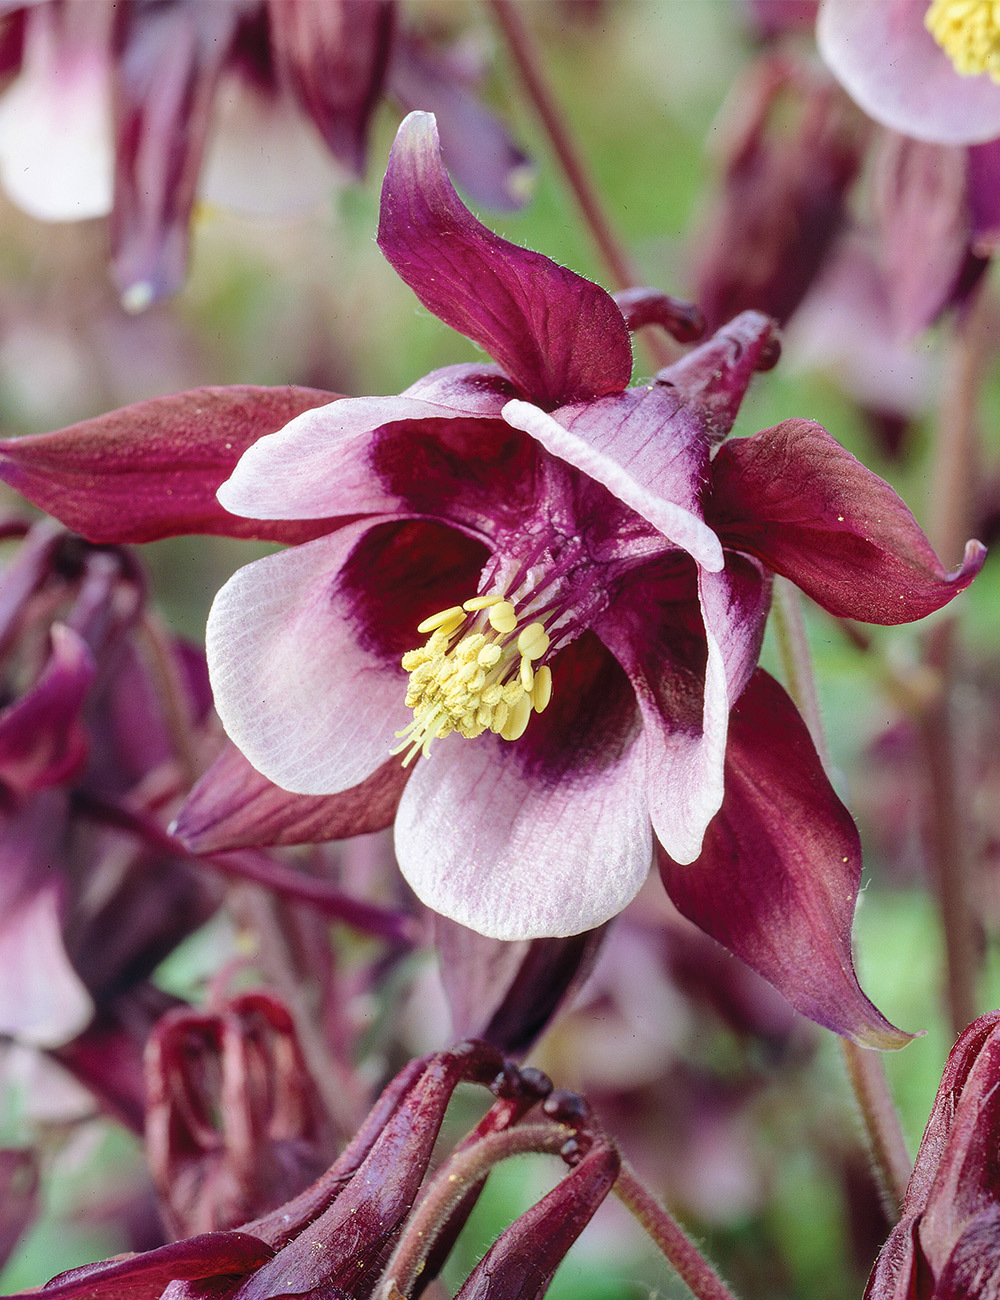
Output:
[
  {"xmin": 654, "ymin": 310, "xmax": 780, "ymax": 444},
  {"xmin": 231, "ymin": 1045, "xmax": 499, "ymax": 1300},
  {"xmin": 0, "ymin": 624, "xmax": 95, "ymax": 795},
  {"xmin": 388, "ymin": 29, "xmax": 532, "ymax": 211},
  {"xmin": 377, "ymin": 112, "xmax": 632, "ymax": 408},
  {"xmin": 111, "ymin": 1, "xmax": 244, "ymax": 306},
  {"xmin": 266, "ymin": 0, "xmax": 395, "ymax": 175},
  {"xmin": 969, "ymin": 139, "xmax": 1000, "ymax": 255},
  {"xmin": 658, "ymin": 669, "xmax": 911, "ymax": 1049},
  {"xmin": 0, "ymin": 387, "xmax": 341, "ymax": 544},
  {"xmin": 706, "ymin": 418, "xmax": 986, "ymax": 623},
  {"xmin": 2, "ymin": 1233, "xmax": 275, "ymax": 1300},
  {"xmin": 454, "ymin": 1139, "xmax": 620, "ymax": 1300},
  {"xmin": 174, "ymin": 743, "xmax": 408, "ymax": 853},
  {"xmin": 435, "ymin": 917, "xmax": 607, "ymax": 1058}
]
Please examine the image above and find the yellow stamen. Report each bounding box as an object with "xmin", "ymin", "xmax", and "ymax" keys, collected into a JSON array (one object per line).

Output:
[
  {"xmin": 926, "ymin": 0, "xmax": 1000, "ymax": 79},
  {"xmin": 395, "ymin": 591, "xmax": 557, "ymax": 761}
]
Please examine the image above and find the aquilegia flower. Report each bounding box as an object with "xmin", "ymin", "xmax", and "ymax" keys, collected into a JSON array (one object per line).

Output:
[
  {"xmin": 866, "ymin": 1010, "xmax": 1000, "ymax": 1298},
  {"xmin": 0, "ymin": 112, "xmax": 984, "ymax": 1049},
  {"xmin": 817, "ymin": 0, "xmax": 1000, "ymax": 143}
]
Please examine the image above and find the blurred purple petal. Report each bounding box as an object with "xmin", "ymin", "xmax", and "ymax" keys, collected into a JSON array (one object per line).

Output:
[
  {"xmin": 659, "ymin": 669, "xmax": 911, "ymax": 1048},
  {"xmin": 378, "ymin": 111, "xmax": 632, "ymax": 407},
  {"xmin": 0, "ymin": 1148, "xmax": 39, "ymax": 1272},
  {"xmin": 707, "ymin": 417, "xmax": 986, "ymax": 623}
]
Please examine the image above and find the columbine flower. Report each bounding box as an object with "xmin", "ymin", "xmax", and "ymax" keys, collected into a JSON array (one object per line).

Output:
[
  {"xmin": 1, "ymin": 1042, "xmax": 619, "ymax": 1300},
  {"xmin": 817, "ymin": 0, "xmax": 1000, "ymax": 143},
  {"xmin": 0, "ymin": 1, "xmax": 529, "ymax": 308},
  {"xmin": 0, "ymin": 112, "xmax": 984, "ymax": 1048},
  {"xmin": 866, "ymin": 1010, "xmax": 1000, "ymax": 1298}
]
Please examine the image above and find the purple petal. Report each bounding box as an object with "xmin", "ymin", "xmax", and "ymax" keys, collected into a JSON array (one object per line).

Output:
[
  {"xmin": 388, "ymin": 29, "xmax": 533, "ymax": 210},
  {"xmin": 969, "ymin": 138, "xmax": 1000, "ymax": 252},
  {"xmin": 658, "ymin": 669, "xmax": 911, "ymax": 1048},
  {"xmin": 175, "ymin": 742, "xmax": 409, "ymax": 853},
  {"xmin": 596, "ymin": 552, "xmax": 769, "ymax": 865},
  {"xmin": 207, "ymin": 519, "xmax": 486, "ymax": 796},
  {"xmin": 111, "ymin": 2, "xmax": 243, "ymax": 307},
  {"xmin": 377, "ymin": 111, "xmax": 632, "ymax": 407},
  {"xmin": 0, "ymin": 1149, "xmax": 39, "ymax": 1272},
  {"xmin": 0, "ymin": 624, "xmax": 95, "ymax": 794},
  {"xmin": 395, "ymin": 634, "xmax": 652, "ymax": 939},
  {"xmin": 218, "ymin": 393, "xmax": 535, "ymax": 534},
  {"xmin": 0, "ymin": 386, "xmax": 341, "ymax": 544},
  {"xmin": 818, "ymin": 0, "xmax": 1000, "ymax": 144},
  {"xmin": 12, "ymin": 1233, "xmax": 274, "ymax": 1300},
  {"xmin": 707, "ymin": 418, "xmax": 986, "ymax": 623},
  {"xmin": 265, "ymin": 0, "xmax": 394, "ymax": 175}
]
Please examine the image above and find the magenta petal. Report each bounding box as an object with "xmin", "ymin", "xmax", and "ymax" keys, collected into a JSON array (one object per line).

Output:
[
  {"xmin": 377, "ymin": 111, "xmax": 632, "ymax": 407},
  {"xmin": 658, "ymin": 669, "xmax": 910, "ymax": 1048},
  {"xmin": 969, "ymin": 138, "xmax": 1000, "ymax": 253},
  {"xmin": 266, "ymin": 0, "xmax": 394, "ymax": 175},
  {"xmin": 0, "ymin": 624, "xmax": 95, "ymax": 795},
  {"xmin": 111, "ymin": 3, "xmax": 242, "ymax": 306},
  {"xmin": 395, "ymin": 637, "xmax": 651, "ymax": 939},
  {"xmin": 175, "ymin": 742, "xmax": 409, "ymax": 853},
  {"xmin": 818, "ymin": 0, "xmax": 1000, "ymax": 144},
  {"xmin": 207, "ymin": 525, "xmax": 409, "ymax": 797},
  {"xmin": 707, "ymin": 418, "xmax": 986, "ymax": 623},
  {"xmin": 0, "ymin": 386, "xmax": 340, "ymax": 544}
]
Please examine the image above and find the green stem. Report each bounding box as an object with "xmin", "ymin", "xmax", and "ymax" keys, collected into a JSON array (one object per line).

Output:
[{"xmin": 771, "ymin": 577, "xmax": 911, "ymax": 1212}]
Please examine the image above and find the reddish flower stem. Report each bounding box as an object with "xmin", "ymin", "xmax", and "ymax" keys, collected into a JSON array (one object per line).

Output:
[
  {"xmin": 614, "ymin": 1162, "xmax": 740, "ymax": 1300},
  {"xmin": 772, "ymin": 577, "xmax": 912, "ymax": 1213},
  {"xmin": 919, "ymin": 287, "xmax": 991, "ymax": 1040},
  {"xmin": 377, "ymin": 1123, "xmax": 569, "ymax": 1300},
  {"xmin": 485, "ymin": 0, "xmax": 676, "ymax": 370}
]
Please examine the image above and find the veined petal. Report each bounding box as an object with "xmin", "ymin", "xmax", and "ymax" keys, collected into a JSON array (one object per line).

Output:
[
  {"xmin": 707, "ymin": 418, "xmax": 985, "ymax": 623},
  {"xmin": 659, "ymin": 669, "xmax": 911, "ymax": 1048},
  {"xmin": 207, "ymin": 519, "xmax": 486, "ymax": 796},
  {"xmin": 378, "ymin": 111, "xmax": 632, "ymax": 407},
  {"xmin": 175, "ymin": 742, "xmax": 408, "ymax": 853},
  {"xmin": 0, "ymin": 386, "xmax": 340, "ymax": 544},
  {"xmin": 395, "ymin": 634, "xmax": 651, "ymax": 939},
  {"xmin": 218, "ymin": 393, "xmax": 533, "ymax": 532},
  {"xmin": 818, "ymin": 0, "xmax": 1000, "ymax": 144},
  {"xmin": 502, "ymin": 398, "xmax": 724, "ymax": 571}
]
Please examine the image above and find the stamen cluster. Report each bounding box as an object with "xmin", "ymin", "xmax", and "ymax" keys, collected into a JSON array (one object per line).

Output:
[
  {"xmin": 926, "ymin": 0, "xmax": 1000, "ymax": 80},
  {"xmin": 394, "ymin": 592, "xmax": 553, "ymax": 764}
]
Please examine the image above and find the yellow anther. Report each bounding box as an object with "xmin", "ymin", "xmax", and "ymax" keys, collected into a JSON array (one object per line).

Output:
[
  {"xmin": 488, "ymin": 601, "xmax": 517, "ymax": 633},
  {"xmin": 500, "ymin": 692, "xmax": 532, "ymax": 741},
  {"xmin": 926, "ymin": 0, "xmax": 1000, "ymax": 79},
  {"xmin": 517, "ymin": 622, "xmax": 550, "ymax": 661},
  {"xmin": 417, "ymin": 605, "xmax": 464, "ymax": 635},
  {"xmin": 519, "ymin": 655, "xmax": 534, "ymax": 691},
  {"xmin": 463, "ymin": 593, "xmax": 505, "ymax": 611},
  {"xmin": 493, "ymin": 699, "xmax": 510, "ymax": 732},
  {"xmin": 477, "ymin": 643, "xmax": 503, "ymax": 668},
  {"xmin": 532, "ymin": 665, "xmax": 552, "ymax": 713}
]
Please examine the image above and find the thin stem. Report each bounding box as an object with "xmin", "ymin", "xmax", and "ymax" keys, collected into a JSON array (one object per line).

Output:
[
  {"xmin": 771, "ymin": 577, "xmax": 911, "ymax": 1212},
  {"xmin": 614, "ymin": 1162, "xmax": 739, "ymax": 1300},
  {"xmin": 486, "ymin": 0, "xmax": 675, "ymax": 370},
  {"xmin": 378, "ymin": 1124, "xmax": 568, "ymax": 1300},
  {"xmin": 136, "ymin": 610, "xmax": 204, "ymax": 786}
]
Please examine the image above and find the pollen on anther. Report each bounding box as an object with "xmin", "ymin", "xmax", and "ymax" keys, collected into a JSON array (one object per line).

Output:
[
  {"xmin": 488, "ymin": 601, "xmax": 517, "ymax": 633},
  {"xmin": 417, "ymin": 605, "xmax": 464, "ymax": 635}
]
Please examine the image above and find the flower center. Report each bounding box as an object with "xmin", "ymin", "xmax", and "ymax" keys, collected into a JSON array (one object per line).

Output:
[
  {"xmin": 393, "ymin": 591, "xmax": 554, "ymax": 765},
  {"xmin": 925, "ymin": 0, "xmax": 1000, "ymax": 79}
]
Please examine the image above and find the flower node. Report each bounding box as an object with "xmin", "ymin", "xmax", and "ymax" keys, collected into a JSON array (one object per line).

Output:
[
  {"xmin": 925, "ymin": 0, "xmax": 1000, "ymax": 80},
  {"xmin": 394, "ymin": 591, "xmax": 554, "ymax": 764}
]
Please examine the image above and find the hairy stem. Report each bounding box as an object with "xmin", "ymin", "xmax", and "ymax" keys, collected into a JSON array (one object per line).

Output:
[
  {"xmin": 771, "ymin": 577, "xmax": 911, "ymax": 1211},
  {"xmin": 486, "ymin": 0, "xmax": 675, "ymax": 369},
  {"xmin": 614, "ymin": 1162, "xmax": 740, "ymax": 1300}
]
